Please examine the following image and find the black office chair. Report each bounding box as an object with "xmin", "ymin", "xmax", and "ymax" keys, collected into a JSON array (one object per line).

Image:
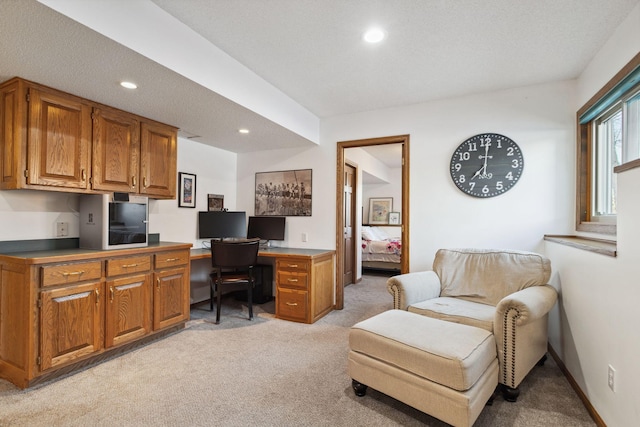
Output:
[{"xmin": 209, "ymin": 238, "xmax": 260, "ymax": 324}]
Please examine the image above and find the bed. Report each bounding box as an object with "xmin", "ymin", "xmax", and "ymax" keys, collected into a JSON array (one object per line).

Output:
[{"xmin": 361, "ymin": 226, "xmax": 401, "ymax": 272}]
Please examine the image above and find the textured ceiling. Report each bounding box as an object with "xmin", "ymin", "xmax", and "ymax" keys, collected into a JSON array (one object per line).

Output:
[{"xmin": 1, "ymin": 0, "xmax": 638, "ymax": 154}]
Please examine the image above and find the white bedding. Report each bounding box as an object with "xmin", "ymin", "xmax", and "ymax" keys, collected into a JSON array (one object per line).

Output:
[{"xmin": 361, "ymin": 226, "xmax": 401, "ymax": 264}]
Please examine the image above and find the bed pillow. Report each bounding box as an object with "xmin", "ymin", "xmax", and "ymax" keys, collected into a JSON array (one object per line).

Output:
[
  {"xmin": 374, "ymin": 227, "xmax": 390, "ymax": 240},
  {"xmin": 361, "ymin": 226, "xmax": 377, "ymax": 241}
]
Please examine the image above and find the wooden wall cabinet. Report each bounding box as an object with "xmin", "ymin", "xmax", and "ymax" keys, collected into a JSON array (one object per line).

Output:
[
  {"xmin": 0, "ymin": 244, "xmax": 191, "ymax": 389},
  {"xmin": 0, "ymin": 77, "xmax": 177, "ymax": 199},
  {"xmin": 275, "ymin": 252, "xmax": 335, "ymax": 324}
]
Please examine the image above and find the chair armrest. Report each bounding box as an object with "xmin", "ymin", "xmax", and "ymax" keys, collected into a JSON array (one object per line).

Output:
[
  {"xmin": 386, "ymin": 271, "xmax": 441, "ymax": 310},
  {"xmin": 495, "ymin": 285, "xmax": 558, "ymax": 326}
]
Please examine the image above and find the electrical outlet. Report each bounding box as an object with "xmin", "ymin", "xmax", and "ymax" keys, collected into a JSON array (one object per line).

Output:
[
  {"xmin": 301, "ymin": 232, "xmax": 308, "ymax": 242},
  {"xmin": 56, "ymin": 222, "xmax": 68, "ymax": 237},
  {"xmin": 608, "ymin": 365, "xmax": 616, "ymax": 392}
]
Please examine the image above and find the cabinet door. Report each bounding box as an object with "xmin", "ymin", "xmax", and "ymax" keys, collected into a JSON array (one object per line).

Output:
[
  {"xmin": 105, "ymin": 274, "xmax": 151, "ymax": 348},
  {"xmin": 0, "ymin": 79, "xmax": 25, "ymax": 189},
  {"xmin": 92, "ymin": 107, "xmax": 140, "ymax": 193},
  {"xmin": 153, "ymin": 267, "xmax": 189, "ymax": 330},
  {"xmin": 40, "ymin": 282, "xmax": 102, "ymax": 371},
  {"xmin": 140, "ymin": 121, "xmax": 176, "ymax": 198},
  {"xmin": 27, "ymin": 87, "xmax": 91, "ymax": 189}
]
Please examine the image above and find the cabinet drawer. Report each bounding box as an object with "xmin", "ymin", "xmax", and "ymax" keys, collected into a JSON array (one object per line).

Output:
[
  {"xmin": 41, "ymin": 261, "xmax": 102, "ymax": 287},
  {"xmin": 154, "ymin": 250, "xmax": 188, "ymax": 269},
  {"xmin": 276, "ymin": 288, "xmax": 307, "ymax": 322},
  {"xmin": 106, "ymin": 255, "xmax": 151, "ymax": 277},
  {"xmin": 276, "ymin": 258, "xmax": 310, "ymax": 273},
  {"xmin": 277, "ymin": 270, "xmax": 308, "ymax": 290}
]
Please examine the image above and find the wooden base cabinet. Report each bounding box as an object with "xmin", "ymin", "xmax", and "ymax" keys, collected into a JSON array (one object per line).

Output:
[
  {"xmin": 0, "ymin": 243, "xmax": 191, "ymax": 389},
  {"xmin": 275, "ymin": 251, "xmax": 335, "ymax": 324}
]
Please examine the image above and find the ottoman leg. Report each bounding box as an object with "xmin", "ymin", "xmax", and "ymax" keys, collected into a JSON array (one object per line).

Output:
[{"xmin": 352, "ymin": 379, "xmax": 368, "ymax": 397}]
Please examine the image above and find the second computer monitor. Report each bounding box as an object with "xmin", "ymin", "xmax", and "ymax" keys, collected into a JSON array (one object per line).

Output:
[{"xmin": 247, "ymin": 216, "xmax": 286, "ymax": 242}]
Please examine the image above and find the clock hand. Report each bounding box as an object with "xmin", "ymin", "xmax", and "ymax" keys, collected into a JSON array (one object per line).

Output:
[{"xmin": 472, "ymin": 143, "xmax": 491, "ymax": 180}]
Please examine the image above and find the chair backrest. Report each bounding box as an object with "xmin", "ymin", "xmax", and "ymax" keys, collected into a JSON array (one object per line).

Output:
[
  {"xmin": 211, "ymin": 238, "xmax": 260, "ymax": 269},
  {"xmin": 433, "ymin": 248, "xmax": 552, "ymax": 306}
]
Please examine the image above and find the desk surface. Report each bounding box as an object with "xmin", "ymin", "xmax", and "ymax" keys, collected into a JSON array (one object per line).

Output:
[{"xmin": 190, "ymin": 247, "xmax": 335, "ymax": 260}]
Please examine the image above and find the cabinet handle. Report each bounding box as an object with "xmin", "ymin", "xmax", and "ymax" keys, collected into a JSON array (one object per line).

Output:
[
  {"xmin": 109, "ymin": 286, "xmax": 114, "ymax": 302},
  {"xmin": 287, "ymin": 264, "xmax": 298, "ymax": 268},
  {"xmin": 81, "ymin": 169, "xmax": 86, "ymax": 181},
  {"xmin": 122, "ymin": 263, "xmax": 138, "ymax": 268},
  {"xmin": 164, "ymin": 258, "xmax": 179, "ymax": 262},
  {"xmin": 287, "ymin": 278, "xmax": 299, "ymax": 283},
  {"xmin": 143, "ymin": 177, "xmax": 148, "ymax": 188},
  {"xmin": 132, "ymin": 176, "xmax": 137, "ymax": 188},
  {"xmin": 157, "ymin": 278, "xmax": 161, "ymax": 288},
  {"xmin": 62, "ymin": 270, "xmax": 85, "ymax": 277},
  {"xmin": 95, "ymin": 288, "xmax": 100, "ymax": 304},
  {"xmin": 285, "ymin": 302, "xmax": 298, "ymax": 306}
]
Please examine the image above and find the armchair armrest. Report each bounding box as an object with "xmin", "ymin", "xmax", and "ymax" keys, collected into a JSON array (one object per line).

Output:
[
  {"xmin": 495, "ymin": 285, "xmax": 558, "ymax": 326},
  {"xmin": 387, "ymin": 271, "xmax": 441, "ymax": 310}
]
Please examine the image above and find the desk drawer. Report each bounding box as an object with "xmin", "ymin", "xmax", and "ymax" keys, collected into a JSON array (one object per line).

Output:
[
  {"xmin": 155, "ymin": 250, "xmax": 189, "ymax": 269},
  {"xmin": 277, "ymin": 270, "xmax": 308, "ymax": 290},
  {"xmin": 106, "ymin": 255, "xmax": 151, "ymax": 277},
  {"xmin": 41, "ymin": 261, "xmax": 102, "ymax": 287},
  {"xmin": 276, "ymin": 258, "xmax": 309, "ymax": 273},
  {"xmin": 276, "ymin": 288, "xmax": 307, "ymax": 322}
]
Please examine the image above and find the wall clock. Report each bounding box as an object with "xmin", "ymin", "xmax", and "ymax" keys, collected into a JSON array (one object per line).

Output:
[{"xmin": 449, "ymin": 133, "xmax": 523, "ymax": 198}]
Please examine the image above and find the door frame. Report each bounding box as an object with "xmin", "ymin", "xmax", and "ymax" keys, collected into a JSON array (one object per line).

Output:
[{"xmin": 335, "ymin": 135, "xmax": 410, "ymax": 310}]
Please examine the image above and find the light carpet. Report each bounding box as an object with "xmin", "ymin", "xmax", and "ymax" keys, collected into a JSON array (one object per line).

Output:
[{"xmin": 0, "ymin": 274, "xmax": 594, "ymax": 426}]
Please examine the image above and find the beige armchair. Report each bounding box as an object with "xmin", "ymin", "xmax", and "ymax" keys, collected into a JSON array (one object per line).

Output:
[{"xmin": 387, "ymin": 248, "xmax": 557, "ymax": 401}]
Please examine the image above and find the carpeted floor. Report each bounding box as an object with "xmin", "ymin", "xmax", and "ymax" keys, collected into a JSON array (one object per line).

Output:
[{"xmin": 0, "ymin": 274, "xmax": 595, "ymax": 426}]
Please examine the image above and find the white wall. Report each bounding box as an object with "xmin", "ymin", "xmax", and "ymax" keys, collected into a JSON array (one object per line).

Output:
[
  {"xmin": 151, "ymin": 138, "xmax": 238, "ymax": 250},
  {"xmin": 236, "ymin": 146, "xmax": 336, "ymax": 249},
  {"xmin": 0, "ymin": 190, "xmax": 80, "ymax": 241},
  {"xmin": 322, "ymin": 80, "xmax": 576, "ymax": 271},
  {"xmin": 544, "ymin": 4, "xmax": 640, "ymax": 426},
  {"xmin": 362, "ymin": 167, "xmax": 402, "ymax": 223}
]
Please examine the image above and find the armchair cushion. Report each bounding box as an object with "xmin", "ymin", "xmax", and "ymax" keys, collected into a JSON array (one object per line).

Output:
[
  {"xmin": 408, "ymin": 297, "xmax": 495, "ymax": 332},
  {"xmin": 434, "ymin": 249, "xmax": 552, "ymax": 306}
]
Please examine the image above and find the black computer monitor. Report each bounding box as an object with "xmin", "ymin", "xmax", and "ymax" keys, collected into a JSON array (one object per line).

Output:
[
  {"xmin": 247, "ymin": 216, "xmax": 286, "ymax": 242},
  {"xmin": 198, "ymin": 211, "xmax": 247, "ymax": 239}
]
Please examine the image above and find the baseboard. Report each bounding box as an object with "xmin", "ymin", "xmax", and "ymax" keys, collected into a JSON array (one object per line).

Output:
[{"xmin": 548, "ymin": 344, "xmax": 607, "ymax": 427}]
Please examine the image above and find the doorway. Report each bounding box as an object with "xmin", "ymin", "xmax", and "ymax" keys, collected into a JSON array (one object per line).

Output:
[{"xmin": 335, "ymin": 135, "xmax": 410, "ymax": 310}]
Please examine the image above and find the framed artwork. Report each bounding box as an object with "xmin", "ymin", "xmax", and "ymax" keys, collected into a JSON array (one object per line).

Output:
[
  {"xmin": 368, "ymin": 197, "xmax": 392, "ymax": 224},
  {"xmin": 178, "ymin": 172, "xmax": 196, "ymax": 208},
  {"xmin": 388, "ymin": 212, "xmax": 401, "ymax": 225},
  {"xmin": 207, "ymin": 194, "xmax": 224, "ymax": 211},
  {"xmin": 255, "ymin": 169, "xmax": 312, "ymax": 216}
]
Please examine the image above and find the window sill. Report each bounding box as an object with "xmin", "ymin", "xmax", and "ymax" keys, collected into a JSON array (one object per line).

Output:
[
  {"xmin": 544, "ymin": 234, "xmax": 617, "ymax": 257},
  {"xmin": 614, "ymin": 158, "xmax": 640, "ymax": 173}
]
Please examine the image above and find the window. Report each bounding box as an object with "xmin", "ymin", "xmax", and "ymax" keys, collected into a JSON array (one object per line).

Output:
[{"xmin": 576, "ymin": 53, "xmax": 640, "ymax": 235}]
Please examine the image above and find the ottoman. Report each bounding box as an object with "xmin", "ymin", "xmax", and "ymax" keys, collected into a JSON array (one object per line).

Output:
[{"xmin": 348, "ymin": 310, "xmax": 498, "ymax": 427}]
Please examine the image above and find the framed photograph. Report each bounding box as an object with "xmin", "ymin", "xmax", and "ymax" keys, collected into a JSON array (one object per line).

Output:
[
  {"xmin": 255, "ymin": 169, "xmax": 312, "ymax": 216},
  {"xmin": 178, "ymin": 172, "xmax": 196, "ymax": 208},
  {"xmin": 207, "ymin": 194, "xmax": 224, "ymax": 211},
  {"xmin": 368, "ymin": 197, "xmax": 393, "ymax": 224},
  {"xmin": 388, "ymin": 212, "xmax": 401, "ymax": 225}
]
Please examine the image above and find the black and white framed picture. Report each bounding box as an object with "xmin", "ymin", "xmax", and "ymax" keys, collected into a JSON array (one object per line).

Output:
[
  {"xmin": 178, "ymin": 172, "xmax": 196, "ymax": 208},
  {"xmin": 255, "ymin": 169, "xmax": 312, "ymax": 216}
]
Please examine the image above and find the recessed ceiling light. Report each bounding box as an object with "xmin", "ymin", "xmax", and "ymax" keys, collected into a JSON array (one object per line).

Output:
[
  {"xmin": 238, "ymin": 129, "xmax": 250, "ymax": 134},
  {"xmin": 120, "ymin": 81, "xmax": 137, "ymax": 89},
  {"xmin": 363, "ymin": 28, "xmax": 386, "ymax": 43}
]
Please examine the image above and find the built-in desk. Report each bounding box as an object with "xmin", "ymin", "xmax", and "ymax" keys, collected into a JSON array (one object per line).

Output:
[{"xmin": 190, "ymin": 247, "xmax": 336, "ymax": 324}]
